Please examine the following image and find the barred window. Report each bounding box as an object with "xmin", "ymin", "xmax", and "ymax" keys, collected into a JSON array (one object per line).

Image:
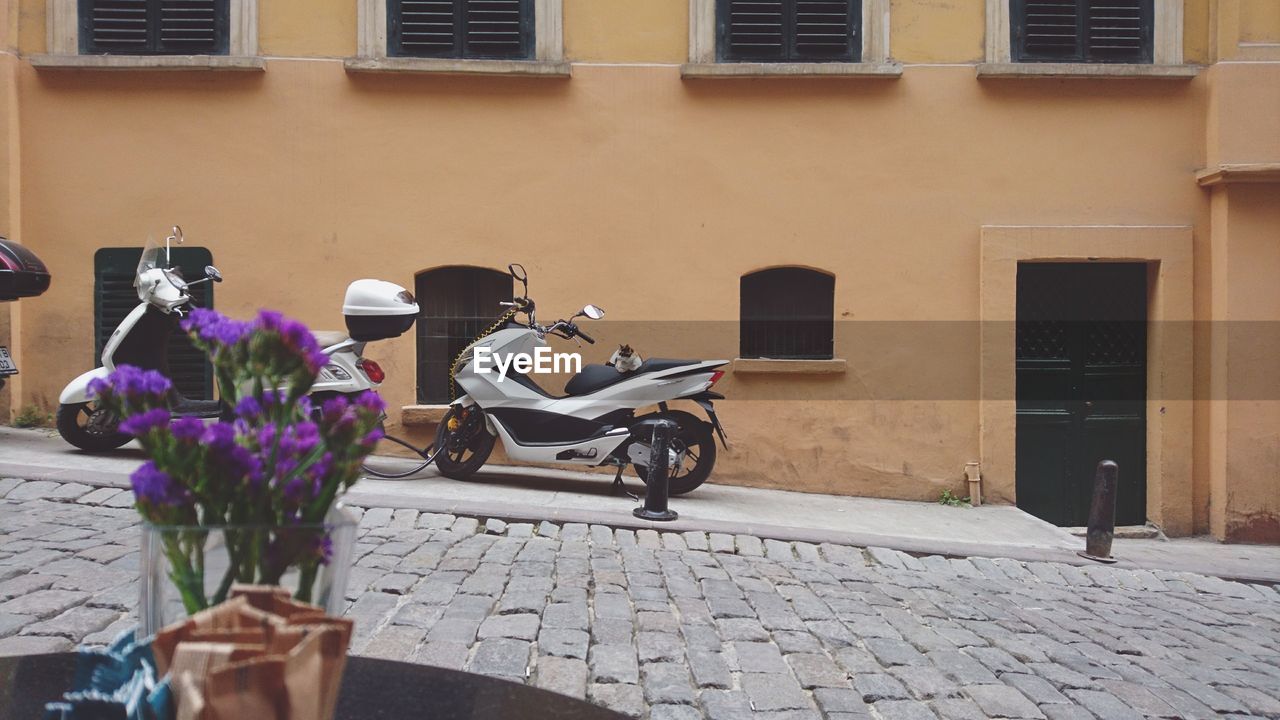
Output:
[
  {"xmin": 416, "ymin": 266, "xmax": 512, "ymax": 404},
  {"xmin": 740, "ymin": 267, "xmax": 835, "ymax": 360}
]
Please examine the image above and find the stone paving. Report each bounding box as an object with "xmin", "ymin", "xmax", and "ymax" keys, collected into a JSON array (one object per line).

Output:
[{"xmin": 2, "ymin": 478, "xmax": 1280, "ymax": 720}]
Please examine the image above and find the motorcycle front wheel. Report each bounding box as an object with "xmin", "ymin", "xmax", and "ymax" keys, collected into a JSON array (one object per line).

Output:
[
  {"xmin": 433, "ymin": 405, "xmax": 496, "ymax": 480},
  {"xmin": 630, "ymin": 410, "xmax": 716, "ymax": 496},
  {"xmin": 56, "ymin": 402, "xmax": 130, "ymax": 452}
]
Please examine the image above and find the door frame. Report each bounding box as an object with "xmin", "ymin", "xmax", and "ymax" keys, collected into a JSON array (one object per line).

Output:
[{"xmin": 979, "ymin": 226, "xmax": 1194, "ymax": 535}]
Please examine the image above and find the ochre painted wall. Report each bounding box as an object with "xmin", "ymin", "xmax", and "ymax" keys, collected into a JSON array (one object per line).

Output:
[
  {"xmin": 3, "ymin": 1, "xmax": 1277, "ymax": 540},
  {"xmin": 10, "ymin": 62, "xmax": 1208, "ymax": 507}
]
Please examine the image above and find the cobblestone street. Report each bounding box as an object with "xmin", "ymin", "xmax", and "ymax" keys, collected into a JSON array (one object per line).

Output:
[{"xmin": 2, "ymin": 478, "xmax": 1279, "ymax": 720}]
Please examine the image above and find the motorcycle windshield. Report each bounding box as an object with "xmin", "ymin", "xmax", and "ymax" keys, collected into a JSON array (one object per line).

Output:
[{"xmin": 135, "ymin": 237, "xmax": 165, "ymax": 288}]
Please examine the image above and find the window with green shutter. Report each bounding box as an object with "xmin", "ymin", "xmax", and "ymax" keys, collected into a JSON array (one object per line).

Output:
[
  {"xmin": 717, "ymin": 0, "xmax": 861, "ymax": 63},
  {"xmin": 1012, "ymin": 0, "xmax": 1153, "ymax": 63},
  {"xmin": 79, "ymin": 0, "xmax": 230, "ymax": 55},
  {"xmin": 94, "ymin": 248, "xmax": 215, "ymax": 401},
  {"xmin": 388, "ymin": 0, "xmax": 534, "ymax": 60}
]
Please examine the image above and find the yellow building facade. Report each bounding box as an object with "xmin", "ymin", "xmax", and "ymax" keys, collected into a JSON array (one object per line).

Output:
[{"xmin": 0, "ymin": 0, "xmax": 1276, "ymax": 541}]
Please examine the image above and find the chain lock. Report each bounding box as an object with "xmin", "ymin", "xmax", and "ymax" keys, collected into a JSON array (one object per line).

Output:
[{"xmin": 448, "ymin": 297, "xmax": 528, "ymax": 402}]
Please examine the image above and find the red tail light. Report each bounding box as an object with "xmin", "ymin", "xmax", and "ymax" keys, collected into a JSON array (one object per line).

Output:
[
  {"xmin": 709, "ymin": 370, "xmax": 725, "ymax": 386},
  {"xmin": 361, "ymin": 359, "xmax": 385, "ymax": 384}
]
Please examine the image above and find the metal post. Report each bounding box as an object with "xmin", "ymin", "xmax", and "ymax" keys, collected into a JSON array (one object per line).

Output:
[
  {"xmin": 1078, "ymin": 460, "xmax": 1119, "ymax": 564},
  {"xmin": 633, "ymin": 419, "xmax": 678, "ymax": 522}
]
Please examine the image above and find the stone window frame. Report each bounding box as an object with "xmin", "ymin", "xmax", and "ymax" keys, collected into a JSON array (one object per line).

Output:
[
  {"xmin": 32, "ymin": 0, "xmax": 264, "ymax": 70},
  {"xmin": 978, "ymin": 0, "xmax": 1198, "ymax": 78},
  {"xmin": 346, "ymin": 0, "xmax": 569, "ymax": 77},
  {"xmin": 682, "ymin": 0, "xmax": 900, "ymax": 78}
]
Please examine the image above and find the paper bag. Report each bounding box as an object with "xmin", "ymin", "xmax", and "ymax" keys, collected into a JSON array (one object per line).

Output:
[{"xmin": 157, "ymin": 585, "xmax": 352, "ymax": 720}]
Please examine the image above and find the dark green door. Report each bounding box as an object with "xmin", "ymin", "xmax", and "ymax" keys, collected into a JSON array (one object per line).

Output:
[
  {"xmin": 1016, "ymin": 262, "xmax": 1147, "ymax": 527},
  {"xmin": 94, "ymin": 247, "xmax": 215, "ymax": 401}
]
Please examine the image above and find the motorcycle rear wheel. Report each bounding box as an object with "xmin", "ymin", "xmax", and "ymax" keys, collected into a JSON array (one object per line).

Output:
[
  {"xmin": 630, "ymin": 410, "xmax": 716, "ymax": 496},
  {"xmin": 434, "ymin": 405, "xmax": 496, "ymax": 480},
  {"xmin": 56, "ymin": 402, "xmax": 130, "ymax": 452}
]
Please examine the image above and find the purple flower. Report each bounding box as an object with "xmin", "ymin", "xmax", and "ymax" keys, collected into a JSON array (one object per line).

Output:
[
  {"xmin": 89, "ymin": 365, "xmax": 173, "ymax": 406},
  {"xmin": 360, "ymin": 427, "xmax": 385, "ymax": 448},
  {"xmin": 130, "ymin": 461, "xmax": 189, "ymax": 507},
  {"xmin": 170, "ymin": 416, "xmax": 205, "ymax": 442},
  {"xmin": 201, "ymin": 422, "xmax": 236, "ymax": 450},
  {"xmin": 119, "ymin": 408, "xmax": 171, "ymax": 436},
  {"xmin": 182, "ymin": 307, "xmax": 252, "ymax": 347},
  {"xmin": 235, "ymin": 396, "xmax": 262, "ymax": 420},
  {"xmin": 315, "ymin": 534, "xmax": 334, "ymax": 565},
  {"xmin": 355, "ymin": 391, "xmax": 386, "ymax": 414}
]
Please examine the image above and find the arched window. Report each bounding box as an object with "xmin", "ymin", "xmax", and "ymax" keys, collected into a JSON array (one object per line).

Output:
[
  {"xmin": 740, "ymin": 267, "xmax": 834, "ymax": 360},
  {"xmin": 416, "ymin": 266, "xmax": 511, "ymax": 403}
]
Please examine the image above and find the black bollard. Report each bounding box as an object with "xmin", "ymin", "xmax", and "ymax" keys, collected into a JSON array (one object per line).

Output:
[
  {"xmin": 633, "ymin": 419, "xmax": 678, "ymax": 522},
  {"xmin": 1078, "ymin": 460, "xmax": 1119, "ymax": 564}
]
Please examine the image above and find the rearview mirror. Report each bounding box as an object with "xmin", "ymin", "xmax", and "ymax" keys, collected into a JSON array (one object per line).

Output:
[
  {"xmin": 205, "ymin": 265, "xmax": 223, "ymax": 283},
  {"xmin": 580, "ymin": 304, "xmax": 604, "ymax": 320},
  {"xmin": 508, "ymin": 263, "xmax": 527, "ymax": 283}
]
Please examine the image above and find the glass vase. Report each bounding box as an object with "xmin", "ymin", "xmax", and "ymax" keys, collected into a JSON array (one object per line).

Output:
[{"xmin": 138, "ymin": 505, "xmax": 358, "ymax": 638}]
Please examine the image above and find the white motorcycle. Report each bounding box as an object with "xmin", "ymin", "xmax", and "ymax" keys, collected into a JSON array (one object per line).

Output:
[
  {"xmin": 431, "ymin": 264, "xmax": 728, "ymax": 496},
  {"xmin": 56, "ymin": 227, "xmax": 417, "ymax": 451}
]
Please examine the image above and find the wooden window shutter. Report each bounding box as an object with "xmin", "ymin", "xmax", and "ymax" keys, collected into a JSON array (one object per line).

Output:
[
  {"xmin": 1013, "ymin": 0, "xmax": 1152, "ymax": 63},
  {"xmin": 94, "ymin": 248, "xmax": 215, "ymax": 401},
  {"xmin": 80, "ymin": 0, "xmax": 228, "ymax": 55},
  {"xmin": 390, "ymin": 0, "xmax": 534, "ymax": 60},
  {"xmin": 718, "ymin": 0, "xmax": 860, "ymax": 63}
]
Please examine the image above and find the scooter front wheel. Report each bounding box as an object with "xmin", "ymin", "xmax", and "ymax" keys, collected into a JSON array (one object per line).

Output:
[
  {"xmin": 56, "ymin": 402, "xmax": 131, "ymax": 452},
  {"xmin": 434, "ymin": 406, "xmax": 496, "ymax": 480}
]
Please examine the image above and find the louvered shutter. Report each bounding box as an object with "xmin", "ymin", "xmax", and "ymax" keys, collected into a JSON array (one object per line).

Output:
[
  {"xmin": 94, "ymin": 248, "xmax": 215, "ymax": 402},
  {"xmin": 390, "ymin": 0, "xmax": 533, "ymax": 59},
  {"xmin": 1013, "ymin": 0, "xmax": 1151, "ymax": 63},
  {"xmin": 719, "ymin": 0, "xmax": 859, "ymax": 63},
  {"xmin": 80, "ymin": 0, "xmax": 228, "ymax": 55}
]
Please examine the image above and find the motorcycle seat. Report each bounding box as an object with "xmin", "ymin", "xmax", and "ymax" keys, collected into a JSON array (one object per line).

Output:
[
  {"xmin": 312, "ymin": 331, "xmax": 350, "ymax": 349},
  {"xmin": 564, "ymin": 358, "xmax": 700, "ymax": 397}
]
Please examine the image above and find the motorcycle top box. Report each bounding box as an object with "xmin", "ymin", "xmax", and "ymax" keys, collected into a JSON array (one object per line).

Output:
[
  {"xmin": 343, "ymin": 279, "xmax": 418, "ymax": 342},
  {"xmin": 0, "ymin": 237, "xmax": 52, "ymax": 302}
]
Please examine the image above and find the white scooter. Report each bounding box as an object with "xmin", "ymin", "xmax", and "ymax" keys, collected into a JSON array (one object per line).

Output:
[
  {"xmin": 56, "ymin": 227, "xmax": 417, "ymax": 451},
  {"xmin": 432, "ymin": 264, "xmax": 728, "ymax": 496}
]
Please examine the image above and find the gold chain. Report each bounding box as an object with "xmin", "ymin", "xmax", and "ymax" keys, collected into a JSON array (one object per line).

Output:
[{"xmin": 448, "ymin": 298, "xmax": 528, "ymax": 402}]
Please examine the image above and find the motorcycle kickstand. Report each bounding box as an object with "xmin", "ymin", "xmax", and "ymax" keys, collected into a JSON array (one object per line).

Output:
[{"xmin": 611, "ymin": 466, "xmax": 639, "ymax": 501}]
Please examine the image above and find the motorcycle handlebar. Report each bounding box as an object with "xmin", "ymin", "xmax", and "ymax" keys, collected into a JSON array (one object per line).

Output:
[{"xmin": 576, "ymin": 329, "xmax": 595, "ymax": 344}]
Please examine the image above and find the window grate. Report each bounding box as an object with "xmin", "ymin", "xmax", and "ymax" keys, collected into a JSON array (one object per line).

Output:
[
  {"xmin": 390, "ymin": 0, "xmax": 533, "ymax": 59},
  {"xmin": 416, "ymin": 267, "xmax": 513, "ymax": 404},
  {"xmin": 80, "ymin": 0, "xmax": 229, "ymax": 55},
  {"xmin": 719, "ymin": 0, "xmax": 860, "ymax": 62},
  {"xmin": 1013, "ymin": 0, "xmax": 1152, "ymax": 63},
  {"xmin": 740, "ymin": 268, "xmax": 835, "ymax": 360}
]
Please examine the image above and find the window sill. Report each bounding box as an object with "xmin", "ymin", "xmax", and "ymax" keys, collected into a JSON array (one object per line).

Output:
[
  {"xmin": 344, "ymin": 57, "xmax": 571, "ymax": 77},
  {"xmin": 28, "ymin": 54, "xmax": 266, "ymax": 71},
  {"xmin": 1196, "ymin": 163, "xmax": 1280, "ymax": 187},
  {"xmin": 681, "ymin": 62, "xmax": 902, "ymax": 79},
  {"xmin": 976, "ymin": 63, "xmax": 1200, "ymax": 80},
  {"xmin": 732, "ymin": 358, "xmax": 847, "ymax": 375},
  {"xmin": 402, "ymin": 405, "xmax": 450, "ymax": 426}
]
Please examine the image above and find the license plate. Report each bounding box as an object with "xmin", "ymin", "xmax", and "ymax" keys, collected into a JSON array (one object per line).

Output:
[{"xmin": 0, "ymin": 347, "xmax": 16, "ymax": 376}]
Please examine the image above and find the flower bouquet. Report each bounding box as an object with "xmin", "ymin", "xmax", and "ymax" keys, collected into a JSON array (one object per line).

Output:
[{"xmin": 89, "ymin": 309, "xmax": 384, "ymax": 635}]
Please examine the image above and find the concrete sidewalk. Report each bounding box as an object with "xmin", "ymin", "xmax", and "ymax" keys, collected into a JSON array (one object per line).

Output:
[{"xmin": 2, "ymin": 426, "xmax": 1277, "ymax": 584}]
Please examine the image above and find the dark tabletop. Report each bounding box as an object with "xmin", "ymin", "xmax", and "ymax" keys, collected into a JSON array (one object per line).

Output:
[{"xmin": 0, "ymin": 652, "xmax": 626, "ymax": 720}]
